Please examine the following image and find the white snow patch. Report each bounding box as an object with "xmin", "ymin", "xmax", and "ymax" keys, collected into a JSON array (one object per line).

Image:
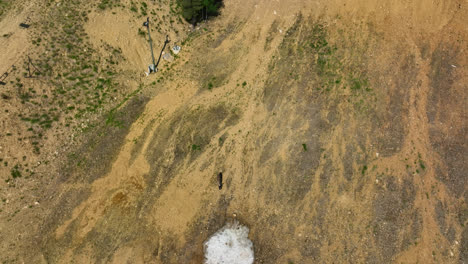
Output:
[{"xmin": 204, "ymin": 221, "xmax": 254, "ymax": 264}]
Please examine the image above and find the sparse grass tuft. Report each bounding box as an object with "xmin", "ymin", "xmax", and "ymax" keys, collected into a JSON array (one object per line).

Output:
[
  {"xmin": 11, "ymin": 165, "xmax": 22, "ymax": 178},
  {"xmin": 191, "ymin": 144, "xmax": 201, "ymax": 151},
  {"xmin": 361, "ymin": 165, "xmax": 368, "ymax": 175}
]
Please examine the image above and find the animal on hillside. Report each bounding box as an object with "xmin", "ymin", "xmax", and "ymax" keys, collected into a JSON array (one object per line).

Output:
[{"xmin": 217, "ymin": 172, "xmax": 223, "ymax": 190}]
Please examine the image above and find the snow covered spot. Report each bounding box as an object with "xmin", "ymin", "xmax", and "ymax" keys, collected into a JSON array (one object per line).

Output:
[{"xmin": 204, "ymin": 221, "xmax": 254, "ymax": 264}]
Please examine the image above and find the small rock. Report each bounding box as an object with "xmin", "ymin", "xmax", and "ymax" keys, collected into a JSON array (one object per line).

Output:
[
  {"xmin": 162, "ymin": 53, "xmax": 173, "ymax": 62},
  {"xmin": 172, "ymin": 45, "xmax": 181, "ymax": 55}
]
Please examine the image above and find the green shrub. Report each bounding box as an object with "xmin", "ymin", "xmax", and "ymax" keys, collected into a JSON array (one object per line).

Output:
[{"xmin": 11, "ymin": 165, "xmax": 21, "ymax": 178}]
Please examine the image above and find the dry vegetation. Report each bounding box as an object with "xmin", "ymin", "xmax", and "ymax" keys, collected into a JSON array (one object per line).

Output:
[{"xmin": 0, "ymin": 0, "xmax": 467, "ymax": 263}]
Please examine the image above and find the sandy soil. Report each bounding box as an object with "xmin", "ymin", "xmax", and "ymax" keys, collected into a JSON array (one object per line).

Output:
[{"xmin": 0, "ymin": 0, "xmax": 466, "ymax": 263}]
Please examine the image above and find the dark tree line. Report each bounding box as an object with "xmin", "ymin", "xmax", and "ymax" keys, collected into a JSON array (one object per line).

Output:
[{"xmin": 178, "ymin": 0, "xmax": 223, "ymax": 24}]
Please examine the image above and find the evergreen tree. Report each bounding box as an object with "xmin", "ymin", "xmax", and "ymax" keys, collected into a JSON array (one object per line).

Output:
[
  {"xmin": 178, "ymin": 0, "xmax": 222, "ymax": 24},
  {"xmin": 203, "ymin": 0, "xmax": 219, "ymax": 15}
]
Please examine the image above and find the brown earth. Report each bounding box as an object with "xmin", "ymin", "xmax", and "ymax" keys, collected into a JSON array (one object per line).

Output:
[{"xmin": 0, "ymin": 0, "xmax": 467, "ymax": 263}]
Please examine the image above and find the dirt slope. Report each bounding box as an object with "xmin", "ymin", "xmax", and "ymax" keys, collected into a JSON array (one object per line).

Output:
[{"xmin": 0, "ymin": 0, "xmax": 467, "ymax": 263}]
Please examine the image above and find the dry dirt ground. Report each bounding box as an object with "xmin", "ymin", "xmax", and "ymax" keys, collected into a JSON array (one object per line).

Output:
[{"xmin": 0, "ymin": 0, "xmax": 467, "ymax": 263}]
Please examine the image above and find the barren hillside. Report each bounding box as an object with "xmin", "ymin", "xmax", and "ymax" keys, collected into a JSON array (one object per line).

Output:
[{"xmin": 0, "ymin": 0, "xmax": 467, "ymax": 263}]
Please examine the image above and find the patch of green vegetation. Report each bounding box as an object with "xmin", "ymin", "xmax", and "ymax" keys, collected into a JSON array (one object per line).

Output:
[
  {"xmin": 419, "ymin": 160, "xmax": 425, "ymax": 170},
  {"xmin": 266, "ymin": 15, "xmax": 376, "ymax": 116},
  {"xmin": 361, "ymin": 165, "xmax": 368, "ymax": 175},
  {"xmin": 20, "ymin": 112, "xmax": 57, "ymax": 130},
  {"xmin": 351, "ymin": 77, "xmax": 368, "ymax": 90},
  {"xmin": 203, "ymin": 76, "xmax": 223, "ymax": 91},
  {"xmin": 417, "ymin": 153, "xmax": 426, "ymax": 170},
  {"xmin": 10, "ymin": 0, "xmax": 132, "ymax": 160},
  {"xmin": 140, "ymin": 2, "xmax": 148, "ymax": 16},
  {"xmin": 191, "ymin": 144, "xmax": 201, "ymax": 151},
  {"xmin": 302, "ymin": 143, "xmax": 307, "ymax": 151},
  {"xmin": 11, "ymin": 165, "xmax": 21, "ymax": 179},
  {"xmin": 0, "ymin": 0, "xmax": 13, "ymax": 17},
  {"xmin": 138, "ymin": 28, "xmax": 146, "ymax": 37},
  {"xmin": 178, "ymin": 0, "xmax": 223, "ymax": 24},
  {"xmin": 105, "ymin": 112, "xmax": 123, "ymax": 128}
]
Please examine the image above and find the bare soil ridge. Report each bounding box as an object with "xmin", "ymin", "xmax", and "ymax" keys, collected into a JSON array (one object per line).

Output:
[{"xmin": 0, "ymin": 0, "xmax": 466, "ymax": 263}]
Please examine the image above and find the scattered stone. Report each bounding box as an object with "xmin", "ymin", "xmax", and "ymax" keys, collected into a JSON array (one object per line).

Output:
[
  {"xmin": 162, "ymin": 52, "xmax": 173, "ymax": 62},
  {"xmin": 172, "ymin": 45, "xmax": 181, "ymax": 55}
]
